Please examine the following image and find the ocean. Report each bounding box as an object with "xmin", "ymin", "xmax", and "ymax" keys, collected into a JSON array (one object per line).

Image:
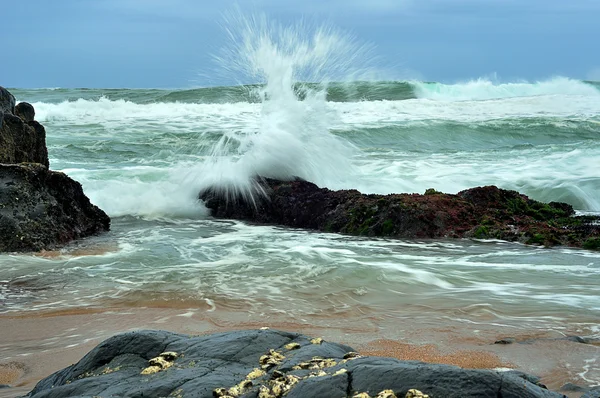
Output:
[{"xmin": 1, "ymin": 19, "xmax": 600, "ymax": 396}]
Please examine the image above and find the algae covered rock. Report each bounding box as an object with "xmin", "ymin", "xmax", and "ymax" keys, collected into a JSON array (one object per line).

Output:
[{"xmin": 199, "ymin": 177, "xmax": 600, "ymax": 250}]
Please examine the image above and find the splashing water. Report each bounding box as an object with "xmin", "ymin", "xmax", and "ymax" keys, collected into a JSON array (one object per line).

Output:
[{"xmin": 194, "ymin": 13, "xmax": 373, "ymax": 203}]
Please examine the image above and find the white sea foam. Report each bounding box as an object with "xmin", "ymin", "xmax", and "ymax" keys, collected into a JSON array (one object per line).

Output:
[
  {"xmin": 413, "ymin": 76, "xmax": 600, "ymax": 101},
  {"xmin": 192, "ymin": 13, "xmax": 370, "ymax": 202}
]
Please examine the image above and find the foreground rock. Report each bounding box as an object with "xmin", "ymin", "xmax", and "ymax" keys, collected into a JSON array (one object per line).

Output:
[
  {"xmin": 25, "ymin": 329, "xmax": 565, "ymax": 398},
  {"xmin": 200, "ymin": 177, "xmax": 600, "ymax": 250},
  {"xmin": 0, "ymin": 86, "xmax": 109, "ymax": 252}
]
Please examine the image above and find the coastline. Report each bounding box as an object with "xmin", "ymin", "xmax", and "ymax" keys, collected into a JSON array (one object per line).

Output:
[{"xmin": 1, "ymin": 305, "xmax": 597, "ymax": 398}]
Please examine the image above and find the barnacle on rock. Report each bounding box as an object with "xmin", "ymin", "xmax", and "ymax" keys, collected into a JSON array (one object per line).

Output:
[
  {"xmin": 306, "ymin": 356, "xmax": 337, "ymax": 369},
  {"xmin": 308, "ymin": 370, "xmax": 328, "ymax": 378},
  {"xmin": 284, "ymin": 342, "xmax": 301, "ymax": 350},
  {"xmin": 269, "ymin": 349, "xmax": 285, "ymax": 361},
  {"xmin": 258, "ymin": 385, "xmax": 275, "ymax": 398},
  {"xmin": 344, "ymin": 351, "xmax": 361, "ymax": 359},
  {"xmin": 149, "ymin": 357, "xmax": 171, "ymax": 368},
  {"xmin": 310, "ymin": 337, "xmax": 323, "ymax": 345},
  {"xmin": 292, "ymin": 362, "xmax": 311, "ymax": 370},
  {"xmin": 405, "ymin": 389, "xmax": 429, "ymax": 398},
  {"xmin": 247, "ymin": 367, "xmax": 266, "ymax": 380},
  {"xmin": 353, "ymin": 393, "xmax": 371, "ymax": 398},
  {"xmin": 333, "ymin": 368, "xmax": 348, "ymax": 376},
  {"xmin": 227, "ymin": 379, "xmax": 252, "ymax": 396},
  {"xmin": 375, "ymin": 390, "xmax": 397, "ymax": 398},
  {"xmin": 140, "ymin": 365, "xmax": 162, "ymax": 375},
  {"xmin": 141, "ymin": 351, "xmax": 179, "ymax": 375},
  {"xmin": 159, "ymin": 352, "xmax": 179, "ymax": 361}
]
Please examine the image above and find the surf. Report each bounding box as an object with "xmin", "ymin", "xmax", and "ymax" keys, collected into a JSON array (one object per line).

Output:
[{"xmin": 193, "ymin": 12, "xmax": 373, "ymax": 204}]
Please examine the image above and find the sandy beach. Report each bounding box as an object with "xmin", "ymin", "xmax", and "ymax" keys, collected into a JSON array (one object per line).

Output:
[{"xmin": 1, "ymin": 304, "xmax": 596, "ymax": 398}]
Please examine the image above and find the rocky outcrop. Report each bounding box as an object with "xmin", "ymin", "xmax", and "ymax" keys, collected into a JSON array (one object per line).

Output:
[
  {"xmin": 24, "ymin": 329, "xmax": 566, "ymax": 398},
  {"xmin": 0, "ymin": 95, "xmax": 48, "ymax": 168},
  {"xmin": 0, "ymin": 86, "xmax": 15, "ymax": 115},
  {"xmin": 0, "ymin": 86, "xmax": 109, "ymax": 252},
  {"xmin": 0, "ymin": 163, "xmax": 110, "ymax": 252},
  {"xmin": 200, "ymin": 177, "xmax": 600, "ymax": 250}
]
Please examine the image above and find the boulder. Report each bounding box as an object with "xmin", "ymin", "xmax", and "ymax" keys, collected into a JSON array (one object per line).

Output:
[
  {"xmin": 0, "ymin": 86, "xmax": 15, "ymax": 114},
  {"xmin": 200, "ymin": 177, "xmax": 600, "ymax": 250},
  {"xmin": 24, "ymin": 329, "xmax": 566, "ymax": 398},
  {"xmin": 15, "ymin": 101, "xmax": 35, "ymax": 122},
  {"xmin": 0, "ymin": 163, "xmax": 110, "ymax": 252},
  {"xmin": 0, "ymin": 109, "xmax": 49, "ymax": 167}
]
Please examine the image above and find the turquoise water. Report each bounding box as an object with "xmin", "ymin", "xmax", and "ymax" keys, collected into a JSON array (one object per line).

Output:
[{"xmin": 3, "ymin": 79, "xmax": 599, "ymax": 327}]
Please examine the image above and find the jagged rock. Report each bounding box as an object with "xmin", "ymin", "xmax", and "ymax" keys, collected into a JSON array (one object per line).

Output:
[
  {"xmin": 0, "ymin": 86, "xmax": 15, "ymax": 114},
  {"xmin": 15, "ymin": 102, "xmax": 35, "ymax": 122},
  {"xmin": 0, "ymin": 163, "xmax": 109, "ymax": 252},
  {"xmin": 0, "ymin": 87, "xmax": 108, "ymax": 251},
  {"xmin": 24, "ymin": 329, "xmax": 566, "ymax": 398},
  {"xmin": 0, "ymin": 110, "xmax": 49, "ymax": 167},
  {"xmin": 199, "ymin": 177, "xmax": 600, "ymax": 250}
]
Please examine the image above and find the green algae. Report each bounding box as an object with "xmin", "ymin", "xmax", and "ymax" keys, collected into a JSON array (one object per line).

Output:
[{"xmin": 583, "ymin": 238, "xmax": 600, "ymax": 250}]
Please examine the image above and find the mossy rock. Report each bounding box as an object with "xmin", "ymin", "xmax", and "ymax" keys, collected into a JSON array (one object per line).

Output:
[{"xmin": 583, "ymin": 238, "xmax": 600, "ymax": 250}]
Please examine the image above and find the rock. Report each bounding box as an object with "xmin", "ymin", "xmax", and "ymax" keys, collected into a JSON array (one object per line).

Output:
[
  {"xmin": 199, "ymin": 177, "xmax": 600, "ymax": 250},
  {"xmin": 25, "ymin": 329, "xmax": 567, "ymax": 398},
  {"xmin": 0, "ymin": 86, "xmax": 15, "ymax": 114},
  {"xmin": 15, "ymin": 102, "xmax": 35, "ymax": 122},
  {"xmin": 560, "ymin": 382, "xmax": 587, "ymax": 392},
  {"xmin": 0, "ymin": 163, "xmax": 110, "ymax": 252},
  {"xmin": 0, "ymin": 87, "xmax": 108, "ymax": 251},
  {"xmin": 0, "ymin": 111, "xmax": 49, "ymax": 167},
  {"xmin": 494, "ymin": 338, "xmax": 516, "ymax": 345},
  {"xmin": 582, "ymin": 387, "xmax": 600, "ymax": 398}
]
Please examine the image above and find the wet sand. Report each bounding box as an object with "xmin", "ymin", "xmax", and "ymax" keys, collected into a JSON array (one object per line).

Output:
[{"xmin": 0, "ymin": 306, "xmax": 597, "ymax": 398}]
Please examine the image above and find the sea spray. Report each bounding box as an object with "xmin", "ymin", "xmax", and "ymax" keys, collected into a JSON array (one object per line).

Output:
[{"xmin": 194, "ymin": 12, "xmax": 373, "ymax": 203}]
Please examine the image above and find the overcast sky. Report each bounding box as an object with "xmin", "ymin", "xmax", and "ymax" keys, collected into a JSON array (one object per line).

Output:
[{"xmin": 2, "ymin": 0, "xmax": 599, "ymax": 88}]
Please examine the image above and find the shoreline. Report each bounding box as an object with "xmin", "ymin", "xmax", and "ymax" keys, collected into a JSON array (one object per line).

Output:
[{"xmin": 1, "ymin": 306, "xmax": 597, "ymax": 398}]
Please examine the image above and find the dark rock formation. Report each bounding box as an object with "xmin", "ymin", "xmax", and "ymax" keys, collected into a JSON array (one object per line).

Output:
[
  {"xmin": 0, "ymin": 86, "xmax": 15, "ymax": 114},
  {"xmin": 0, "ymin": 86, "xmax": 109, "ymax": 252},
  {"xmin": 200, "ymin": 177, "xmax": 600, "ymax": 250},
  {"xmin": 0, "ymin": 91, "xmax": 48, "ymax": 168},
  {"xmin": 25, "ymin": 329, "xmax": 566, "ymax": 398},
  {"xmin": 15, "ymin": 101, "xmax": 35, "ymax": 122},
  {"xmin": 0, "ymin": 163, "xmax": 110, "ymax": 252}
]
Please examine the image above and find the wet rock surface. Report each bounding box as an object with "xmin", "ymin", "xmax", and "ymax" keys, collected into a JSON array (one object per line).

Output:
[
  {"xmin": 0, "ymin": 163, "xmax": 110, "ymax": 252},
  {"xmin": 0, "ymin": 86, "xmax": 15, "ymax": 115},
  {"xmin": 0, "ymin": 91, "xmax": 48, "ymax": 167},
  {"xmin": 0, "ymin": 86, "xmax": 109, "ymax": 252},
  {"xmin": 200, "ymin": 177, "xmax": 600, "ymax": 250},
  {"xmin": 24, "ymin": 329, "xmax": 567, "ymax": 398}
]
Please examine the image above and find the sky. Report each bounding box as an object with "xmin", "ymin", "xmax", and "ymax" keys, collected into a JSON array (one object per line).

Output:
[{"xmin": 2, "ymin": 0, "xmax": 599, "ymax": 88}]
